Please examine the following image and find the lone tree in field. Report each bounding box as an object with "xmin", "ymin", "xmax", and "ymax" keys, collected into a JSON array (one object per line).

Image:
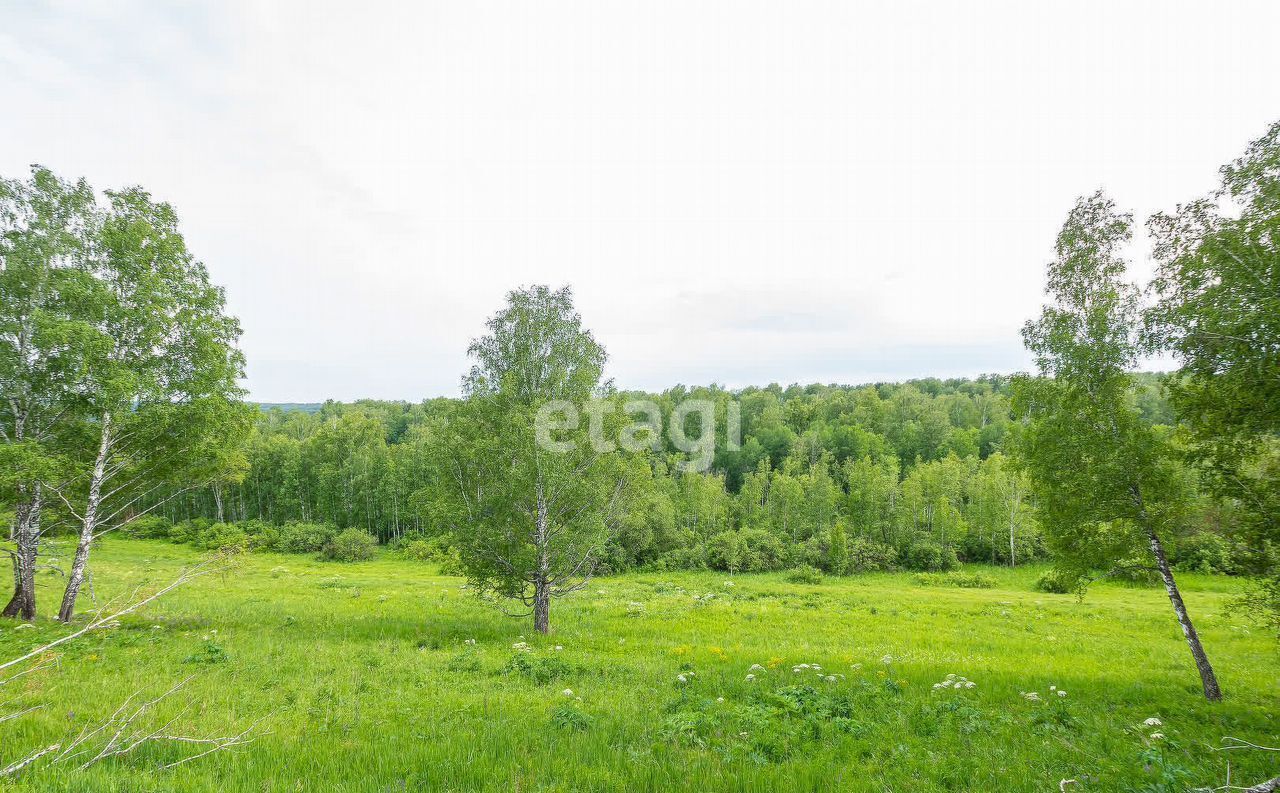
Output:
[
  {"xmin": 425, "ymin": 285, "xmax": 630, "ymax": 634},
  {"xmin": 1014, "ymin": 192, "xmax": 1223, "ymax": 701}
]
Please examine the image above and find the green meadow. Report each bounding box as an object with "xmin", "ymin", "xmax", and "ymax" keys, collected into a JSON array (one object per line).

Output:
[{"xmin": 0, "ymin": 539, "xmax": 1274, "ymax": 792}]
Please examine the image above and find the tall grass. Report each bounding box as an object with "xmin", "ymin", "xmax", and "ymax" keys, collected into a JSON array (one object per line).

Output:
[{"xmin": 0, "ymin": 539, "xmax": 1272, "ymax": 791}]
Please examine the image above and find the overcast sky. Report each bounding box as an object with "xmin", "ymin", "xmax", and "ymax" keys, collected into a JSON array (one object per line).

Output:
[{"xmin": 3, "ymin": 2, "xmax": 1278, "ymax": 401}]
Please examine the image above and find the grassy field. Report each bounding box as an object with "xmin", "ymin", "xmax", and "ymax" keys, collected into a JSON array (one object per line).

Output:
[{"xmin": 0, "ymin": 539, "xmax": 1274, "ymax": 792}]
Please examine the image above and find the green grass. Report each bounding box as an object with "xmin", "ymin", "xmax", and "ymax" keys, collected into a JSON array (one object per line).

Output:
[{"xmin": 0, "ymin": 539, "xmax": 1274, "ymax": 792}]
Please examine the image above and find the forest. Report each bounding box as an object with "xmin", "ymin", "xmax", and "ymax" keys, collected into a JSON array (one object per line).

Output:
[{"xmin": 0, "ymin": 117, "xmax": 1276, "ymax": 790}]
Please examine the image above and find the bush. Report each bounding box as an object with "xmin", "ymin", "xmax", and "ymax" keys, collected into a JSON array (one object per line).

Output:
[
  {"xmin": 192, "ymin": 522, "xmax": 249, "ymax": 552},
  {"xmin": 1035, "ymin": 568, "xmax": 1077, "ymax": 594},
  {"xmin": 266, "ymin": 522, "xmax": 339, "ymax": 554},
  {"xmin": 322, "ymin": 528, "xmax": 378, "ymax": 562},
  {"xmin": 120, "ymin": 515, "xmax": 172, "ymax": 540},
  {"xmin": 168, "ymin": 519, "xmax": 211, "ymax": 546},
  {"xmin": 1171, "ymin": 532, "xmax": 1244, "ymax": 575},
  {"xmin": 786, "ymin": 564, "xmax": 823, "ymax": 585},
  {"xmin": 912, "ymin": 571, "xmax": 995, "ymax": 589},
  {"xmin": 738, "ymin": 529, "xmax": 787, "ymax": 572},
  {"xmin": 704, "ymin": 532, "xmax": 742, "ymax": 572},
  {"xmin": 904, "ymin": 541, "xmax": 958, "ymax": 572},
  {"xmin": 847, "ymin": 537, "xmax": 898, "ymax": 573}
]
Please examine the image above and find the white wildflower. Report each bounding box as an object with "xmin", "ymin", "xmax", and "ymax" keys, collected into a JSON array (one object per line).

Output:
[
  {"xmin": 964, "ymin": 681, "xmax": 976, "ymax": 689},
  {"xmin": 749, "ymin": 664, "xmax": 765, "ymax": 672},
  {"xmin": 1056, "ymin": 690, "xmax": 1067, "ymax": 698},
  {"xmin": 1021, "ymin": 691, "xmax": 1041, "ymax": 702},
  {"xmin": 464, "ymin": 638, "xmax": 476, "ymax": 645},
  {"xmin": 745, "ymin": 674, "xmax": 756, "ymax": 681},
  {"xmin": 676, "ymin": 674, "xmax": 687, "ymax": 683},
  {"xmin": 554, "ymin": 645, "xmax": 563, "ymax": 651},
  {"xmin": 953, "ymin": 681, "xmax": 964, "ymax": 689},
  {"xmin": 1143, "ymin": 717, "xmax": 1163, "ymax": 727},
  {"xmin": 945, "ymin": 673, "xmax": 957, "ymax": 680},
  {"xmin": 881, "ymin": 654, "xmax": 893, "ymax": 665},
  {"xmin": 1150, "ymin": 732, "xmax": 1165, "ymax": 740},
  {"xmin": 561, "ymin": 688, "xmax": 574, "ymax": 697}
]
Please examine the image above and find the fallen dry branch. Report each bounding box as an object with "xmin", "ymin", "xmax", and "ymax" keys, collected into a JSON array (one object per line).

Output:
[{"xmin": 0, "ymin": 551, "xmax": 235, "ymax": 676}]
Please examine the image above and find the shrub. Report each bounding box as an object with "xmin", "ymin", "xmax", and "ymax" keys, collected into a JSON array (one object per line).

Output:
[
  {"xmin": 401, "ymin": 539, "xmax": 435, "ymax": 561},
  {"xmin": 739, "ymin": 529, "xmax": 787, "ymax": 572},
  {"xmin": 705, "ymin": 532, "xmax": 743, "ymax": 572},
  {"xmin": 1171, "ymin": 532, "xmax": 1244, "ymax": 575},
  {"xmin": 904, "ymin": 541, "xmax": 958, "ymax": 572},
  {"xmin": 912, "ymin": 571, "xmax": 995, "ymax": 589},
  {"xmin": 168, "ymin": 519, "xmax": 211, "ymax": 546},
  {"xmin": 322, "ymin": 528, "xmax": 378, "ymax": 562},
  {"xmin": 786, "ymin": 564, "xmax": 823, "ymax": 585},
  {"xmin": 847, "ymin": 537, "xmax": 898, "ymax": 573},
  {"xmin": 1035, "ymin": 568, "xmax": 1077, "ymax": 594},
  {"xmin": 268, "ymin": 522, "xmax": 339, "ymax": 554},
  {"xmin": 192, "ymin": 522, "xmax": 249, "ymax": 552},
  {"xmin": 120, "ymin": 514, "xmax": 172, "ymax": 540}
]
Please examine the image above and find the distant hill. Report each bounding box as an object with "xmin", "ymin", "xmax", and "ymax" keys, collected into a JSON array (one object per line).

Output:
[{"xmin": 255, "ymin": 402, "xmax": 324, "ymax": 414}]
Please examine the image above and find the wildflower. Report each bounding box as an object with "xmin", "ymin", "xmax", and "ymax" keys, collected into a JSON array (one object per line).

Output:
[
  {"xmin": 953, "ymin": 681, "xmax": 964, "ymax": 689},
  {"xmin": 1021, "ymin": 691, "xmax": 1041, "ymax": 702},
  {"xmin": 1143, "ymin": 717, "xmax": 1163, "ymax": 727},
  {"xmin": 850, "ymin": 663, "xmax": 862, "ymax": 671},
  {"xmin": 464, "ymin": 638, "xmax": 476, "ymax": 646},
  {"xmin": 745, "ymin": 674, "xmax": 756, "ymax": 681},
  {"xmin": 748, "ymin": 664, "xmax": 765, "ymax": 672},
  {"xmin": 946, "ymin": 673, "xmax": 957, "ymax": 680},
  {"xmin": 562, "ymin": 688, "xmax": 574, "ymax": 697},
  {"xmin": 1049, "ymin": 685, "xmax": 1056, "ymax": 692},
  {"xmin": 723, "ymin": 581, "xmax": 735, "ymax": 588},
  {"xmin": 824, "ymin": 675, "xmax": 837, "ymax": 683},
  {"xmin": 512, "ymin": 641, "xmax": 531, "ymax": 652},
  {"xmin": 554, "ymin": 645, "xmax": 563, "ymax": 651},
  {"xmin": 716, "ymin": 697, "xmax": 725, "ymax": 703},
  {"xmin": 676, "ymin": 674, "xmax": 688, "ymax": 684},
  {"xmin": 881, "ymin": 654, "xmax": 893, "ymax": 665},
  {"xmin": 1056, "ymin": 690, "xmax": 1067, "ymax": 698},
  {"xmin": 964, "ymin": 681, "xmax": 976, "ymax": 689},
  {"xmin": 1149, "ymin": 732, "xmax": 1165, "ymax": 740}
]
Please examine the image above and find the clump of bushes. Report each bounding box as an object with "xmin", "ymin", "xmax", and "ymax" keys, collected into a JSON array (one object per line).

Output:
[
  {"xmin": 903, "ymin": 541, "xmax": 959, "ymax": 572},
  {"xmin": 846, "ymin": 538, "xmax": 898, "ymax": 573},
  {"xmin": 119, "ymin": 514, "xmax": 173, "ymax": 540},
  {"xmin": 786, "ymin": 564, "xmax": 823, "ymax": 585},
  {"xmin": 912, "ymin": 571, "xmax": 995, "ymax": 589},
  {"xmin": 1170, "ymin": 532, "xmax": 1247, "ymax": 575},
  {"xmin": 322, "ymin": 528, "xmax": 378, "ymax": 562},
  {"xmin": 1035, "ymin": 568, "xmax": 1077, "ymax": 594}
]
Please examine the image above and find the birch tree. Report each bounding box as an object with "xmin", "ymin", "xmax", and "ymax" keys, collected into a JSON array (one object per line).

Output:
[
  {"xmin": 0, "ymin": 167, "xmax": 100, "ymax": 619},
  {"xmin": 56, "ymin": 187, "xmax": 247, "ymax": 623},
  {"xmin": 1014, "ymin": 191, "xmax": 1223, "ymax": 700},
  {"xmin": 423, "ymin": 285, "xmax": 630, "ymax": 634}
]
